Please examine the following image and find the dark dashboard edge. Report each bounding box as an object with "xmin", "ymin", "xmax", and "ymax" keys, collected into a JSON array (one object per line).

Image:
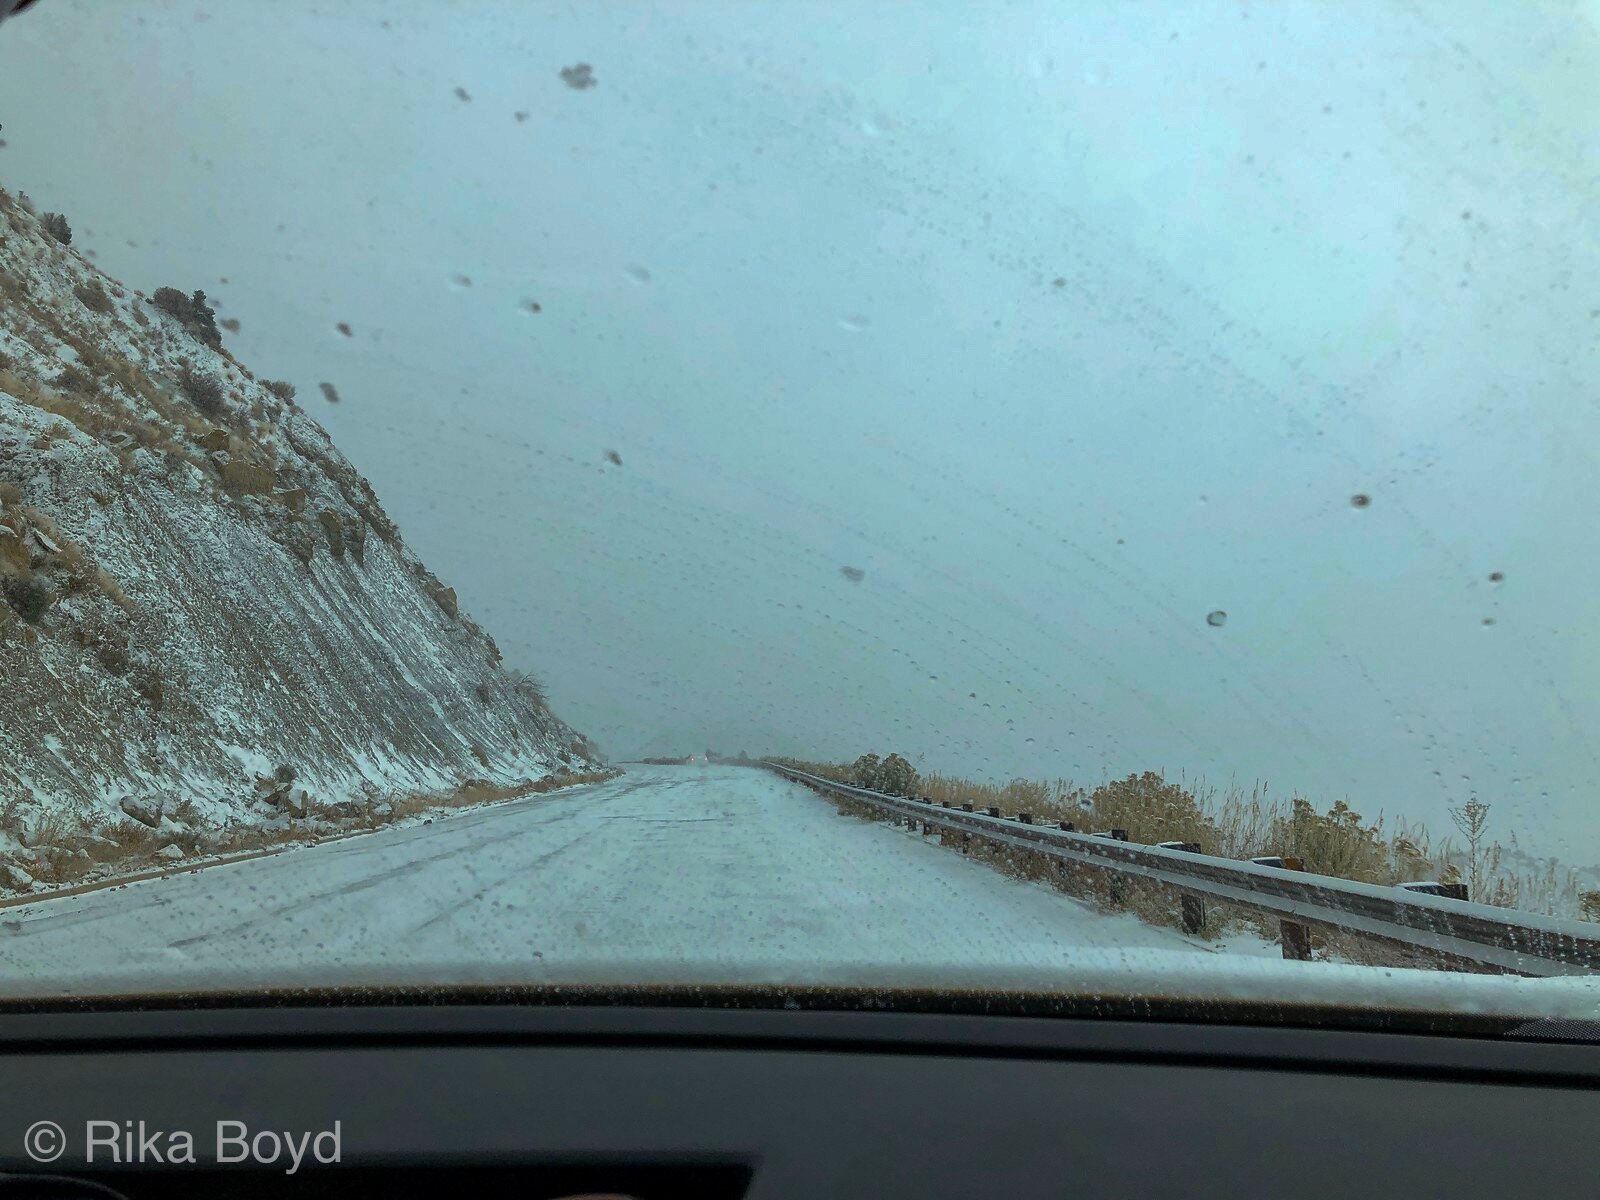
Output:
[{"xmin": 0, "ymin": 1001, "xmax": 1596, "ymax": 1089}]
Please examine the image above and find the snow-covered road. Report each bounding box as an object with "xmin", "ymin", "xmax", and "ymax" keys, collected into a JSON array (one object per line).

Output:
[
  {"xmin": 5, "ymin": 764, "xmax": 1598, "ymax": 1021},
  {"xmin": 0, "ymin": 764, "xmax": 1243, "ymax": 987}
]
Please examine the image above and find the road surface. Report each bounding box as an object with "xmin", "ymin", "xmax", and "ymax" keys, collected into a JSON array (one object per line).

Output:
[
  {"xmin": 0, "ymin": 764, "xmax": 1273, "ymax": 992},
  {"xmin": 4, "ymin": 764, "xmax": 1596, "ymax": 1019}
]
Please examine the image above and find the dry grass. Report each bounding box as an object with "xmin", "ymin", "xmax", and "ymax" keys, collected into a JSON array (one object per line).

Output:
[{"xmin": 772, "ymin": 755, "xmax": 1592, "ymax": 929}]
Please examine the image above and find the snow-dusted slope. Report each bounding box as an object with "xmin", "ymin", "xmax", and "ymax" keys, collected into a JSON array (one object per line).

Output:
[{"xmin": 0, "ymin": 185, "xmax": 599, "ymax": 890}]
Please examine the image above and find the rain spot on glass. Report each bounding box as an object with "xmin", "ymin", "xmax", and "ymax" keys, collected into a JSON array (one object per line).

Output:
[
  {"xmin": 336, "ymin": 322, "xmax": 352, "ymax": 337},
  {"xmin": 625, "ymin": 265, "xmax": 652, "ymax": 285},
  {"xmin": 521, "ymin": 299, "xmax": 542, "ymax": 315},
  {"xmin": 560, "ymin": 63, "xmax": 597, "ymax": 90},
  {"xmin": 604, "ymin": 449, "xmax": 622, "ymax": 466},
  {"xmin": 318, "ymin": 382, "xmax": 341, "ymax": 404},
  {"xmin": 839, "ymin": 314, "xmax": 870, "ymax": 333},
  {"xmin": 219, "ymin": 317, "xmax": 240, "ymax": 333},
  {"xmin": 839, "ymin": 565, "xmax": 865, "ymax": 583},
  {"xmin": 1488, "ymin": 571, "xmax": 1504, "ymax": 583},
  {"xmin": 1051, "ymin": 277, "xmax": 1066, "ymax": 288},
  {"xmin": 454, "ymin": 86, "xmax": 472, "ymax": 103},
  {"xmin": 514, "ymin": 111, "xmax": 529, "ymax": 123},
  {"xmin": 451, "ymin": 274, "xmax": 472, "ymax": 289},
  {"xmin": 1482, "ymin": 617, "xmax": 1496, "ymax": 626},
  {"xmin": 1206, "ymin": 610, "xmax": 1228, "ymax": 628},
  {"xmin": 1350, "ymin": 493, "xmax": 1371, "ymax": 508}
]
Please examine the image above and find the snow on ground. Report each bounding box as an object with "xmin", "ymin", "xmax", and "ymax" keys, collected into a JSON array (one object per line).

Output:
[{"xmin": 2, "ymin": 765, "xmax": 1597, "ymax": 1020}]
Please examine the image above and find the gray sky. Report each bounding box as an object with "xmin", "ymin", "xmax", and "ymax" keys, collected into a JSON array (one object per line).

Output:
[{"xmin": 2, "ymin": 0, "xmax": 1598, "ymax": 854}]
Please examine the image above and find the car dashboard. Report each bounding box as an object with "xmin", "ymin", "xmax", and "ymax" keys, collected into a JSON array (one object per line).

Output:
[{"xmin": 0, "ymin": 993, "xmax": 1595, "ymax": 1198}]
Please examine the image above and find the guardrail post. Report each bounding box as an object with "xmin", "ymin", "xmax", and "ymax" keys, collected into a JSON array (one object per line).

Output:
[
  {"xmin": 1280, "ymin": 920, "xmax": 1312, "ymax": 961},
  {"xmin": 985, "ymin": 806, "xmax": 1001, "ymax": 817},
  {"xmin": 1017, "ymin": 812, "xmax": 1032, "ymax": 824},
  {"xmin": 1253, "ymin": 856, "xmax": 1313, "ymax": 960},
  {"xmin": 1181, "ymin": 893, "xmax": 1206, "ymax": 935}
]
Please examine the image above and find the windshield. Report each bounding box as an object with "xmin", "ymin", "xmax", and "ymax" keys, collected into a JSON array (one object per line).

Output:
[{"xmin": 0, "ymin": 0, "xmax": 1596, "ymax": 1026}]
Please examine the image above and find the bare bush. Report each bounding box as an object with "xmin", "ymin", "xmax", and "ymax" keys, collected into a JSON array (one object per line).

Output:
[
  {"xmin": 73, "ymin": 280, "xmax": 113, "ymax": 313},
  {"xmin": 177, "ymin": 365, "xmax": 224, "ymax": 416}
]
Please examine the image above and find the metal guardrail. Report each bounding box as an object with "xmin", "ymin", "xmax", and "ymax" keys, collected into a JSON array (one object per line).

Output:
[{"xmin": 762, "ymin": 763, "xmax": 1600, "ymax": 977}]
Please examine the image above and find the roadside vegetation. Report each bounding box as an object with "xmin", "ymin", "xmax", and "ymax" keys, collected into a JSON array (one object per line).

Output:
[{"xmin": 766, "ymin": 753, "xmax": 1599, "ymax": 941}]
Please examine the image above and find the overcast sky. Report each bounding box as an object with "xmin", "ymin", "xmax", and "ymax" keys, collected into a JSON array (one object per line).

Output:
[{"xmin": 2, "ymin": 1, "xmax": 1597, "ymax": 854}]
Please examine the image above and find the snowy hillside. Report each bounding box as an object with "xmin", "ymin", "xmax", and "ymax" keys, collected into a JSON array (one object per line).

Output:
[{"xmin": 0, "ymin": 184, "xmax": 601, "ymax": 895}]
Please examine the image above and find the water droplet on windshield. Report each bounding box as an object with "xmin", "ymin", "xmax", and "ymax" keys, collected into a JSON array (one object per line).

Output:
[
  {"xmin": 451, "ymin": 274, "xmax": 473, "ymax": 289},
  {"xmin": 521, "ymin": 299, "xmax": 542, "ymax": 315},
  {"xmin": 1350, "ymin": 493, "xmax": 1371, "ymax": 508},
  {"xmin": 625, "ymin": 265, "xmax": 652, "ymax": 284},
  {"xmin": 1488, "ymin": 571, "xmax": 1504, "ymax": 582},
  {"xmin": 335, "ymin": 322, "xmax": 352, "ymax": 337},
  {"xmin": 839, "ymin": 565, "xmax": 865, "ymax": 583},
  {"xmin": 1206, "ymin": 610, "xmax": 1228, "ymax": 627},
  {"xmin": 318, "ymin": 382, "xmax": 341, "ymax": 404},
  {"xmin": 839, "ymin": 314, "xmax": 870, "ymax": 332},
  {"xmin": 560, "ymin": 63, "xmax": 598, "ymax": 90},
  {"xmin": 454, "ymin": 86, "xmax": 472, "ymax": 103}
]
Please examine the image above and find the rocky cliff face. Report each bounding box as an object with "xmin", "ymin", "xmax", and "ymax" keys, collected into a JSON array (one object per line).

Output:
[{"xmin": 0, "ymin": 185, "xmax": 600, "ymax": 893}]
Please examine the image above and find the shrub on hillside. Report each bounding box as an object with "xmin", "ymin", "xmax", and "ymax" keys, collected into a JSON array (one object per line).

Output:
[
  {"xmin": 1, "ymin": 573, "xmax": 52, "ymax": 623},
  {"xmin": 41, "ymin": 211, "xmax": 72, "ymax": 245},
  {"xmin": 505, "ymin": 669, "xmax": 547, "ymax": 706},
  {"xmin": 177, "ymin": 365, "xmax": 224, "ymax": 416},
  {"xmin": 73, "ymin": 280, "xmax": 113, "ymax": 314},
  {"xmin": 151, "ymin": 287, "xmax": 222, "ymax": 348},
  {"xmin": 51, "ymin": 365, "xmax": 94, "ymax": 395},
  {"xmin": 263, "ymin": 379, "xmax": 297, "ymax": 404}
]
